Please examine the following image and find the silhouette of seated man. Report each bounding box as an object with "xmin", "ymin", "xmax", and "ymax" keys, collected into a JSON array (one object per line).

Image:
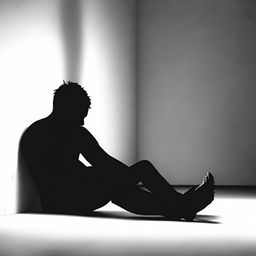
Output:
[{"xmin": 18, "ymin": 81, "xmax": 215, "ymax": 220}]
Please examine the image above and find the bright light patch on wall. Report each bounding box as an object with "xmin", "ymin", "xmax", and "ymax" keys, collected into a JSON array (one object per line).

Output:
[
  {"xmin": 81, "ymin": 0, "xmax": 136, "ymax": 164},
  {"xmin": 0, "ymin": 0, "xmax": 64, "ymax": 214}
]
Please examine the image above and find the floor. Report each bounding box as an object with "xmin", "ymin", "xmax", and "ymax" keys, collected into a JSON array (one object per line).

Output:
[{"xmin": 0, "ymin": 187, "xmax": 256, "ymax": 256}]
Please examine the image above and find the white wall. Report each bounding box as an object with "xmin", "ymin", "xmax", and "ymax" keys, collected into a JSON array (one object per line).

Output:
[
  {"xmin": 0, "ymin": 0, "xmax": 136, "ymax": 214},
  {"xmin": 138, "ymin": 0, "xmax": 256, "ymax": 185},
  {"xmin": 0, "ymin": 0, "xmax": 64, "ymax": 214}
]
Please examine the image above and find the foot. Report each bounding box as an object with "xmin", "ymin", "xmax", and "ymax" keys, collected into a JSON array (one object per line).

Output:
[{"xmin": 181, "ymin": 172, "xmax": 215, "ymax": 221}]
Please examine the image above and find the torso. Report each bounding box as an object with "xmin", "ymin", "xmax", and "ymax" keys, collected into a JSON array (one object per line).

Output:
[{"xmin": 19, "ymin": 116, "xmax": 84, "ymax": 190}]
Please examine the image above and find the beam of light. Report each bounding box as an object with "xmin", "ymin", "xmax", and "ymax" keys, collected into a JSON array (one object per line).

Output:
[
  {"xmin": 81, "ymin": 0, "xmax": 137, "ymax": 165},
  {"xmin": 60, "ymin": 0, "xmax": 83, "ymax": 82}
]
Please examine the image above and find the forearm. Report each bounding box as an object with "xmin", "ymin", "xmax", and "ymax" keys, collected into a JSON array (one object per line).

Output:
[{"xmin": 80, "ymin": 127, "xmax": 128, "ymax": 169}]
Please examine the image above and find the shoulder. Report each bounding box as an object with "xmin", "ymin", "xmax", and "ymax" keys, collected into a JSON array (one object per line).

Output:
[
  {"xmin": 23, "ymin": 118, "xmax": 48, "ymax": 134},
  {"xmin": 79, "ymin": 126, "xmax": 93, "ymax": 136},
  {"xmin": 20, "ymin": 118, "xmax": 50, "ymax": 144},
  {"xmin": 79, "ymin": 126, "xmax": 99, "ymax": 145}
]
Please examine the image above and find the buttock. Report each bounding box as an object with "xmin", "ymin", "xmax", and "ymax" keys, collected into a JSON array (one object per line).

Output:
[{"xmin": 41, "ymin": 166, "xmax": 112, "ymax": 214}]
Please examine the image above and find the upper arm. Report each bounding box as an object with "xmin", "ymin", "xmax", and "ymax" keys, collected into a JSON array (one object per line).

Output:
[{"xmin": 79, "ymin": 127, "xmax": 111, "ymax": 166}]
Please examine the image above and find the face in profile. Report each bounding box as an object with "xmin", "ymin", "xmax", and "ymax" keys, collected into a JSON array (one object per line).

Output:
[{"xmin": 66, "ymin": 103, "xmax": 89, "ymax": 126}]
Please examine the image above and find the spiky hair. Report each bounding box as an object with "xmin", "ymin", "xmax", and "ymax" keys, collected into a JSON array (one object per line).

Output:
[{"xmin": 53, "ymin": 81, "xmax": 91, "ymax": 110}]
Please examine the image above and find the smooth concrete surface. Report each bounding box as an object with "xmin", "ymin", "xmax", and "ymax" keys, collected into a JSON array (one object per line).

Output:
[{"xmin": 0, "ymin": 188, "xmax": 255, "ymax": 256}]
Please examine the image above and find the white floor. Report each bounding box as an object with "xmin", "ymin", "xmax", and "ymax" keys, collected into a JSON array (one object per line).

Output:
[{"xmin": 0, "ymin": 189, "xmax": 256, "ymax": 256}]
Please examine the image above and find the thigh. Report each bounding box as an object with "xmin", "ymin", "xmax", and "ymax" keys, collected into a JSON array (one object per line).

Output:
[
  {"xmin": 61, "ymin": 162, "xmax": 148, "ymax": 214},
  {"xmin": 57, "ymin": 165, "xmax": 112, "ymax": 214}
]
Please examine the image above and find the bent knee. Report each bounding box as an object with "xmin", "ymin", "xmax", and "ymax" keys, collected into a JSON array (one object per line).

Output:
[{"xmin": 137, "ymin": 160, "xmax": 153, "ymax": 168}]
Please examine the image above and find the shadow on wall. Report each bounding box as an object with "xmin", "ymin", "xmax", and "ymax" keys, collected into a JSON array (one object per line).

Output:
[
  {"xmin": 17, "ymin": 137, "xmax": 42, "ymax": 212},
  {"xmin": 60, "ymin": 0, "xmax": 83, "ymax": 81}
]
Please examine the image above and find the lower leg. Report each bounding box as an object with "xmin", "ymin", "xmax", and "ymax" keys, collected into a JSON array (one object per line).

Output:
[
  {"xmin": 129, "ymin": 160, "xmax": 182, "ymax": 200},
  {"xmin": 112, "ymin": 185, "xmax": 180, "ymax": 219}
]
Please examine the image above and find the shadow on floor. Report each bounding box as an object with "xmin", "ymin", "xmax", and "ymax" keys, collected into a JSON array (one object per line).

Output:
[
  {"xmin": 86, "ymin": 211, "xmax": 221, "ymax": 224},
  {"xmin": 23, "ymin": 210, "xmax": 221, "ymax": 224}
]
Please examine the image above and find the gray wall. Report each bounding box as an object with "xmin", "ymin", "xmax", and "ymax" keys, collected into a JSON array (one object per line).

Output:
[{"xmin": 138, "ymin": 0, "xmax": 256, "ymax": 185}]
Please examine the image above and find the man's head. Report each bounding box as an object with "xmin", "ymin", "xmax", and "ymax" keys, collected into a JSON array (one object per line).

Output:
[{"xmin": 53, "ymin": 81, "xmax": 91, "ymax": 126}]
